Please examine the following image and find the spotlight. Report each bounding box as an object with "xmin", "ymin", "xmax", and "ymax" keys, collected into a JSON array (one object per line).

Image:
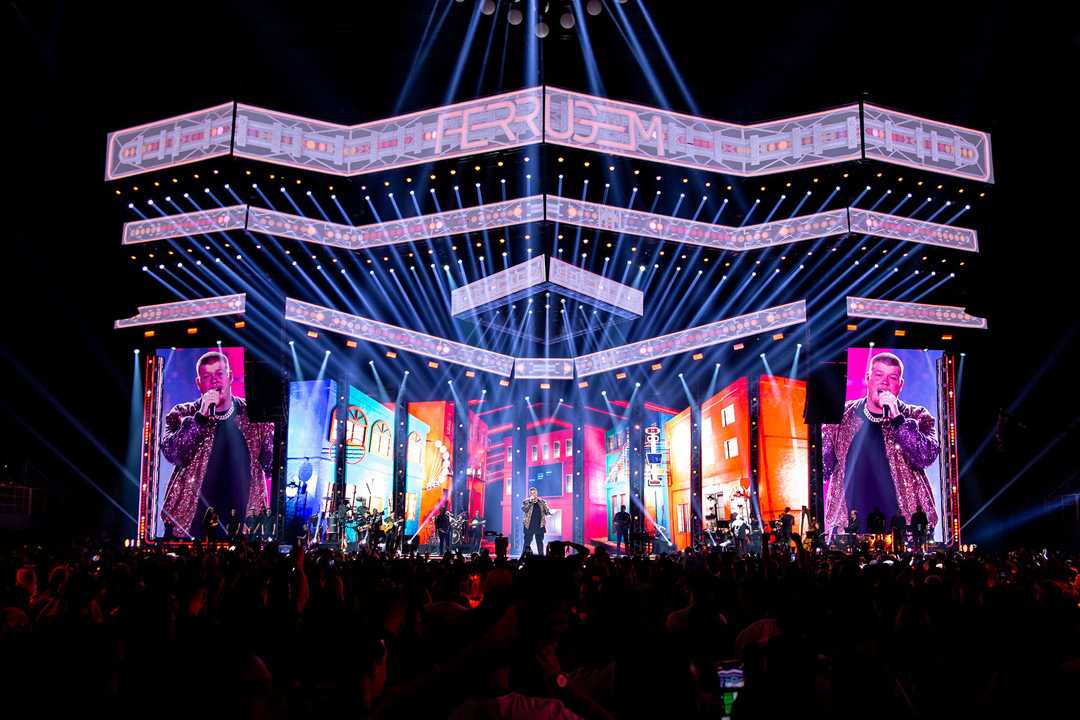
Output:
[
  {"xmin": 535, "ymin": 21, "xmax": 549, "ymax": 37},
  {"xmin": 481, "ymin": 0, "xmax": 495, "ymax": 14},
  {"xmin": 508, "ymin": 7, "xmax": 523, "ymax": 24},
  {"xmin": 560, "ymin": 12, "xmax": 575, "ymax": 29}
]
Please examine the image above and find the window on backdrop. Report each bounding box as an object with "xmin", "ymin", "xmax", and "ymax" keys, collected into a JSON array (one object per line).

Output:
[
  {"xmin": 721, "ymin": 404, "xmax": 736, "ymax": 427},
  {"xmin": 724, "ymin": 437, "xmax": 739, "ymax": 460},
  {"xmin": 554, "ymin": 440, "xmax": 560, "ymax": 458},
  {"xmin": 542, "ymin": 442, "xmax": 549, "ymax": 460},
  {"xmin": 407, "ymin": 432, "xmax": 424, "ymax": 464},
  {"xmin": 371, "ymin": 420, "xmax": 392, "ymax": 457}
]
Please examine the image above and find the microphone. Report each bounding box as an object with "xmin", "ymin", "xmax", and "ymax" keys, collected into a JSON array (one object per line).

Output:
[
  {"xmin": 882, "ymin": 403, "xmax": 890, "ymax": 419},
  {"xmin": 209, "ymin": 401, "xmax": 216, "ymax": 416}
]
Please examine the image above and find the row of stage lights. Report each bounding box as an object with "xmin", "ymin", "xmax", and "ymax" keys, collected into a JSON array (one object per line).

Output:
[{"xmin": 113, "ymin": 160, "xmax": 990, "ymax": 202}]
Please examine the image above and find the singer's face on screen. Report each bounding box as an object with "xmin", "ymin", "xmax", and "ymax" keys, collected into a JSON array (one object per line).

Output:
[
  {"xmin": 196, "ymin": 359, "xmax": 233, "ymax": 403},
  {"xmin": 529, "ymin": 488, "xmax": 538, "ymax": 499},
  {"xmin": 865, "ymin": 360, "xmax": 903, "ymax": 405}
]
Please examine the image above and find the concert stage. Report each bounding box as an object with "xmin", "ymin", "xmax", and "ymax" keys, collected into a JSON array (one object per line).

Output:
[{"xmin": 109, "ymin": 44, "xmax": 988, "ymax": 556}]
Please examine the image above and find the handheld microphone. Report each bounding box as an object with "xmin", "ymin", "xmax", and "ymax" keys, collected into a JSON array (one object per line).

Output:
[{"xmin": 882, "ymin": 404, "xmax": 890, "ymax": 419}]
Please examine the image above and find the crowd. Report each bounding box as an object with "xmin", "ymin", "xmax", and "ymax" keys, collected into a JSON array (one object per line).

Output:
[{"xmin": 2, "ymin": 536, "xmax": 1078, "ymax": 718}]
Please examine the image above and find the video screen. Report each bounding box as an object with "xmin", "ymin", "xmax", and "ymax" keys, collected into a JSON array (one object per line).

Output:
[
  {"xmin": 405, "ymin": 400, "xmax": 455, "ymax": 544},
  {"xmin": 151, "ymin": 347, "xmax": 273, "ymax": 540},
  {"xmin": 758, "ymin": 375, "xmax": 809, "ymax": 530},
  {"xmin": 665, "ymin": 407, "xmax": 693, "ymax": 550},
  {"xmin": 343, "ymin": 386, "xmax": 395, "ymax": 516},
  {"xmin": 823, "ymin": 348, "xmax": 945, "ymax": 541},
  {"xmin": 284, "ymin": 379, "xmax": 338, "ymax": 540},
  {"xmin": 700, "ymin": 378, "xmax": 751, "ymax": 547}
]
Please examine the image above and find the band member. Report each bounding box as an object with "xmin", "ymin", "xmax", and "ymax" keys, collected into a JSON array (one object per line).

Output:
[
  {"xmin": 613, "ymin": 504, "xmax": 632, "ymax": 555},
  {"xmin": 889, "ymin": 511, "xmax": 907, "ymax": 553},
  {"xmin": 778, "ymin": 507, "xmax": 795, "ymax": 546},
  {"xmin": 226, "ymin": 508, "xmax": 243, "ymax": 540},
  {"xmin": 203, "ymin": 506, "xmax": 221, "ymax": 543},
  {"xmin": 823, "ymin": 352, "xmax": 940, "ymax": 539},
  {"xmin": 910, "ymin": 504, "xmax": 929, "ymax": 552},
  {"xmin": 845, "ymin": 509, "xmax": 860, "ymax": 535},
  {"xmin": 160, "ymin": 351, "xmax": 274, "ymax": 539},
  {"xmin": 730, "ymin": 512, "xmax": 749, "ymax": 555},
  {"xmin": 249, "ymin": 508, "xmax": 271, "ymax": 541},
  {"xmin": 383, "ymin": 513, "xmax": 402, "ymax": 556},
  {"xmin": 435, "ymin": 505, "xmax": 451, "ymax": 556},
  {"xmin": 468, "ymin": 510, "xmax": 486, "ymax": 552},
  {"xmin": 521, "ymin": 487, "xmax": 552, "ymax": 556}
]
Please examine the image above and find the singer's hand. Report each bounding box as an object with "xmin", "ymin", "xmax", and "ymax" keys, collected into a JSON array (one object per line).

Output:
[
  {"xmin": 199, "ymin": 388, "xmax": 222, "ymax": 416},
  {"xmin": 879, "ymin": 390, "xmax": 900, "ymax": 417}
]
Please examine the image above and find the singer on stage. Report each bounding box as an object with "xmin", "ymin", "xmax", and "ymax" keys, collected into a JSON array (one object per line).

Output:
[
  {"xmin": 160, "ymin": 351, "xmax": 273, "ymax": 539},
  {"xmin": 521, "ymin": 487, "xmax": 552, "ymax": 556},
  {"xmin": 822, "ymin": 352, "xmax": 940, "ymax": 539}
]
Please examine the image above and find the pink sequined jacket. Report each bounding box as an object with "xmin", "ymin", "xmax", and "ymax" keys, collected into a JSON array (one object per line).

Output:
[
  {"xmin": 160, "ymin": 397, "xmax": 273, "ymax": 536},
  {"xmin": 822, "ymin": 398, "xmax": 939, "ymax": 538}
]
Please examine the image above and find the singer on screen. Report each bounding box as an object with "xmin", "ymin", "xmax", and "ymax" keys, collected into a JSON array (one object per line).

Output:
[
  {"xmin": 160, "ymin": 351, "xmax": 273, "ymax": 539},
  {"xmin": 822, "ymin": 352, "xmax": 939, "ymax": 539}
]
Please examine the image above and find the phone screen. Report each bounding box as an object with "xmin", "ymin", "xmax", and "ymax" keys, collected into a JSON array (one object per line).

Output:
[{"xmin": 716, "ymin": 662, "xmax": 744, "ymax": 689}]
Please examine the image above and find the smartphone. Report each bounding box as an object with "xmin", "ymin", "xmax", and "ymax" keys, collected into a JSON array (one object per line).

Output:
[{"xmin": 716, "ymin": 660, "xmax": 745, "ymax": 689}]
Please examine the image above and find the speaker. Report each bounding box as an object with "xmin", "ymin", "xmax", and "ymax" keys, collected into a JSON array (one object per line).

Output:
[{"xmin": 804, "ymin": 360, "xmax": 847, "ymax": 424}]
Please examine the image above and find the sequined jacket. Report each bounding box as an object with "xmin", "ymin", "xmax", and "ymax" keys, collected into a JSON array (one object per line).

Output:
[
  {"xmin": 822, "ymin": 398, "xmax": 939, "ymax": 538},
  {"xmin": 521, "ymin": 497, "xmax": 552, "ymax": 530},
  {"xmin": 160, "ymin": 397, "xmax": 273, "ymax": 536}
]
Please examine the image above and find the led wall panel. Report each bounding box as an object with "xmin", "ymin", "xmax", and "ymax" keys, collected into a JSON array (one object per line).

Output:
[
  {"xmin": 247, "ymin": 195, "xmax": 544, "ymax": 251},
  {"xmin": 846, "ymin": 297, "xmax": 987, "ymax": 329},
  {"xmin": 574, "ymin": 301, "xmax": 807, "ymax": 377},
  {"xmin": 863, "ymin": 104, "xmax": 993, "ymax": 183},
  {"xmin": 106, "ymin": 103, "xmax": 235, "ymax": 180},
  {"xmin": 233, "ymin": 87, "xmax": 543, "ymax": 175},
  {"xmin": 514, "ymin": 357, "xmax": 576, "ymax": 380},
  {"xmin": 284, "ymin": 298, "xmax": 515, "ymax": 376},
  {"xmin": 122, "ymin": 205, "xmax": 248, "ymax": 245},
  {"xmin": 848, "ymin": 208, "xmax": 978, "ymax": 252},
  {"xmin": 451, "ymin": 255, "xmax": 547, "ymax": 316},
  {"xmin": 547, "ymin": 196, "xmax": 848, "ymax": 252},
  {"xmin": 545, "ymin": 87, "xmax": 862, "ymax": 176},
  {"xmin": 114, "ymin": 293, "xmax": 246, "ymax": 329},
  {"xmin": 548, "ymin": 256, "xmax": 643, "ymax": 317}
]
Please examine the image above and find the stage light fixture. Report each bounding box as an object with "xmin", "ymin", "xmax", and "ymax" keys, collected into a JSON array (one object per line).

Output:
[
  {"xmin": 428, "ymin": 361, "xmax": 439, "ymax": 369},
  {"xmin": 346, "ymin": 340, "xmax": 358, "ymax": 348},
  {"xmin": 732, "ymin": 343, "xmax": 745, "ymax": 350}
]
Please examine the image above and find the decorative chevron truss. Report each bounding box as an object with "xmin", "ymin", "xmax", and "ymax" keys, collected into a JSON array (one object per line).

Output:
[
  {"xmin": 122, "ymin": 198, "xmax": 980, "ymax": 252},
  {"xmin": 107, "ymin": 88, "xmax": 993, "ymax": 183}
]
